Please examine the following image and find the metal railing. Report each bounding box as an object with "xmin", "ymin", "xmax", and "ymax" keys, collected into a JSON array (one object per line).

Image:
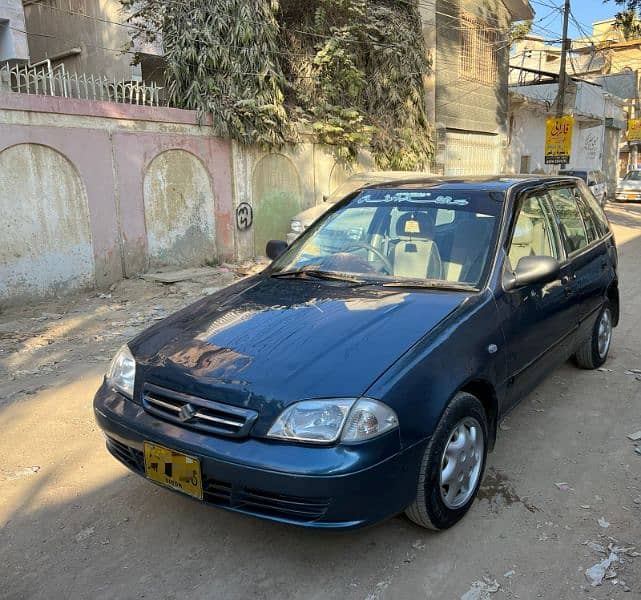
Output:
[{"xmin": 0, "ymin": 61, "xmax": 166, "ymax": 107}]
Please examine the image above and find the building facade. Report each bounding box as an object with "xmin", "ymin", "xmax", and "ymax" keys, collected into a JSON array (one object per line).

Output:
[
  {"xmin": 22, "ymin": 0, "xmax": 163, "ymax": 82},
  {"xmin": 0, "ymin": 0, "xmax": 29, "ymax": 62},
  {"xmin": 508, "ymin": 81, "xmax": 625, "ymax": 192},
  {"xmin": 425, "ymin": 0, "xmax": 533, "ymax": 175},
  {"xmin": 512, "ymin": 18, "xmax": 641, "ymax": 175}
]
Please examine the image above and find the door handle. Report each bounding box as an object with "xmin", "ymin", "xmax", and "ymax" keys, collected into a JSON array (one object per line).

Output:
[
  {"xmin": 561, "ymin": 274, "xmax": 574, "ymax": 296},
  {"xmin": 601, "ymin": 260, "xmax": 608, "ymax": 271}
]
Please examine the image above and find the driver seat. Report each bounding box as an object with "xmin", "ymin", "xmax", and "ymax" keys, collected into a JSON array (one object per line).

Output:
[{"xmin": 392, "ymin": 213, "xmax": 443, "ymax": 279}]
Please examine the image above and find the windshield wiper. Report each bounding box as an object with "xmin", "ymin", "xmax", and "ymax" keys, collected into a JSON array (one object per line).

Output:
[
  {"xmin": 380, "ymin": 279, "xmax": 477, "ymax": 292},
  {"xmin": 272, "ymin": 269, "xmax": 477, "ymax": 290},
  {"xmin": 271, "ymin": 268, "xmax": 368, "ymax": 284}
]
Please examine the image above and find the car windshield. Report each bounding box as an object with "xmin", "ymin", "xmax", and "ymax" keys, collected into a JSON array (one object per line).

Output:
[
  {"xmin": 272, "ymin": 187, "xmax": 503, "ymax": 288},
  {"xmin": 623, "ymin": 171, "xmax": 641, "ymax": 181}
]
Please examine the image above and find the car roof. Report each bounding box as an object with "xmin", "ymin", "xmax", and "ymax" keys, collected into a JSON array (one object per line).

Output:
[
  {"xmin": 346, "ymin": 171, "xmax": 432, "ymax": 181},
  {"xmin": 358, "ymin": 175, "xmax": 579, "ymax": 193}
]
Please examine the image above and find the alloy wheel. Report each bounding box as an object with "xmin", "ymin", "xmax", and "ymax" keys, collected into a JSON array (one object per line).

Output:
[
  {"xmin": 597, "ymin": 308, "xmax": 612, "ymax": 359},
  {"xmin": 439, "ymin": 417, "xmax": 484, "ymax": 509}
]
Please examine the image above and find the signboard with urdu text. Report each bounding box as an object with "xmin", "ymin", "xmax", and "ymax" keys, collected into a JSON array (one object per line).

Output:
[
  {"xmin": 544, "ymin": 116, "xmax": 574, "ymax": 165},
  {"xmin": 627, "ymin": 119, "xmax": 641, "ymax": 143}
]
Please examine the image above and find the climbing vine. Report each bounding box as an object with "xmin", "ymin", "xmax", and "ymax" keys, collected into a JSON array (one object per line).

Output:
[
  {"xmin": 122, "ymin": 0, "xmax": 433, "ymax": 168},
  {"xmin": 122, "ymin": 0, "xmax": 290, "ymax": 146}
]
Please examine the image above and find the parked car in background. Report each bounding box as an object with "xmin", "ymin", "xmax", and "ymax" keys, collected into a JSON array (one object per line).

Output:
[
  {"xmin": 559, "ymin": 169, "xmax": 607, "ymax": 205},
  {"xmin": 615, "ymin": 170, "xmax": 641, "ymax": 202},
  {"xmin": 95, "ymin": 175, "xmax": 618, "ymax": 531},
  {"xmin": 286, "ymin": 171, "xmax": 431, "ymax": 244}
]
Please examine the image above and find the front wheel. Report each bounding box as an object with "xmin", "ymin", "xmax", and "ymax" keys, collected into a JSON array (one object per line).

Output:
[
  {"xmin": 574, "ymin": 303, "xmax": 613, "ymax": 369},
  {"xmin": 405, "ymin": 392, "xmax": 488, "ymax": 530}
]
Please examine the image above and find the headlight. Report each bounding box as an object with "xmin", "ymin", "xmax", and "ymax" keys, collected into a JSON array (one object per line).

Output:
[
  {"xmin": 290, "ymin": 220, "xmax": 303, "ymax": 233},
  {"xmin": 106, "ymin": 344, "xmax": 136, "ymax": 399},
  {"xmin": 267, "ymin": 398, "xmax": 398, "ymax": 444}
]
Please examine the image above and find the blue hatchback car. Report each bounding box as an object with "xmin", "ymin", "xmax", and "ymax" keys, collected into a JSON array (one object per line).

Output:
[{"xmin": 94, "ymin": 176, "xmax": 619, "ymax": 530}]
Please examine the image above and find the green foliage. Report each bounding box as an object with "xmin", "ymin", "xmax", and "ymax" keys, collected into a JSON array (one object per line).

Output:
[
  {"xmin": 282, "ymin": 0, "xmax": 433, "ymax": 168},
  {"xmin": 122, "ymin": 0, "xmax": 290, "ymax": 146},
  {"xmin": 121, "ymin": 0, "xmax": 433, "ymax": 168},
  {"xmin": 509, "ymin": 20, "xmax": 532, "ymax": 45},
  {"xmin": 614, "ymin": 9, "xmax": 641, "ymax": 40},
  {"xmin": 607, "ymin": 1, "xmax": 641, "ymax": 40}
]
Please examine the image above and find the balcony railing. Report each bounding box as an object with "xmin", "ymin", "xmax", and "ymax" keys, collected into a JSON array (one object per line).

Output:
[{"xmin": 0, "ymin": 60, "xmax": 166, "ymax": 107}]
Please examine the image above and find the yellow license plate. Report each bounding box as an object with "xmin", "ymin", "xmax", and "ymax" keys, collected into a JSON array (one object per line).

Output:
[
  {"xmin": 627, "ymin": 193, "xmax": 637, "ymax": 199},
  {"xmin": 143, "ymin": 442, "xmax": 203, "ymax": 500}
]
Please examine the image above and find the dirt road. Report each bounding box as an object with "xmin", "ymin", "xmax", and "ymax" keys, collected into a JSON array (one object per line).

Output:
[{"xmin": 2, "ymin": 206, "xmax": 641, "ymax": 600}]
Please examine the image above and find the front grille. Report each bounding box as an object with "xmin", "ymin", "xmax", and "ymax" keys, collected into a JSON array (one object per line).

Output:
[
  {"xmin": 142, "ymin": 383, "xmax": 258, "ymax": 438},
  {"xmin": 105, "ymin": 437, "xmax": 330, "ymax": 523}
]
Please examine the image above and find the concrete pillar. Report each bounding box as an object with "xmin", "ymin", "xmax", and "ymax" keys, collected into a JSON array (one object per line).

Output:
[{"xmin": 419, "ymin": 0, "xmax": 436, "ymax": 125}]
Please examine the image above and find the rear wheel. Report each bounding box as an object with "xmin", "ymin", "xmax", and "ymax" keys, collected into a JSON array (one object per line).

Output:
[
  {"xmin": 574, "ymin": 303, "xmax": 613, "ymax": 369},
  {"xmin": 405, "ymin": 392, "xmax": 488, "ymax": 530}
]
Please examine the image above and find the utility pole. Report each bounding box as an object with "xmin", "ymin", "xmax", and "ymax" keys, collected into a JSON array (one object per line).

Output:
[{"xmin": 557, "ymin": 0, "xmax": 571, "ymax": 117}]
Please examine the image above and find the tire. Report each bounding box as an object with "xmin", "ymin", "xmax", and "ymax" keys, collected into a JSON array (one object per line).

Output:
[
  {"xmin": 405, "ymin": 392, "xmax": 488, "ymax": 530},
  {"xmin": 574, "ymin": 303, "xmax": 613, "ymax": 369}
]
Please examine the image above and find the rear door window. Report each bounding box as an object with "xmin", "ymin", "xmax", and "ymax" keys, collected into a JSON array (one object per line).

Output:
[
  {"xmin": 547, "ymin": 187, "xmax": 589, "ymax": 255},
  {"xmin": 576, "ymin": 195, "xmax": 599, "ymax": 242}
]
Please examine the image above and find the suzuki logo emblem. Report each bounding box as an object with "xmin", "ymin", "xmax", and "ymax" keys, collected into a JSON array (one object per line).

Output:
[{"xmin": 178, "ymin": 403, "xmax": 197, "ymax": 422}]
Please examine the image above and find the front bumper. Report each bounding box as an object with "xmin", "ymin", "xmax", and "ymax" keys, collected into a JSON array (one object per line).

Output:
[
  {"xmin": 94, "ymin": 384, "xmax": 427, "ymax": 529},
  {"xmin": 615, "ymin": 190, "xmax": 641, "ymax": 202}
]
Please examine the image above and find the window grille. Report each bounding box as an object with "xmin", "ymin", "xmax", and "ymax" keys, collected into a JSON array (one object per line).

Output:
[{"xmin": 460, "ymin": 12, "xmax": 503, "ymax": 85}]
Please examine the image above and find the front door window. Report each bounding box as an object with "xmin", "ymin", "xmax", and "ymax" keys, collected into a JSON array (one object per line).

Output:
[{"xmin": 508, "ymin": 194, "xmax": 559, "ymax": 270}]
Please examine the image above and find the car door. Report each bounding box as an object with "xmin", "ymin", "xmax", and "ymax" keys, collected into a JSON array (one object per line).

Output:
[
  {"xmin": 549, "ymin": 183, "xmax": 611, "ymax": 344},
  {"xmin": 498, "ymin": 191, "xmax": 577, "ymax": 409}
]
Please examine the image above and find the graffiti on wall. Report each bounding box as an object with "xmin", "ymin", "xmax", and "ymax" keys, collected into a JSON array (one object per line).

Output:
[
  {"xmin": 584, "ymin": 134, "xmax": 599, "ymax": 160},
  {"xmin": 236, "ymin": 202, "xmax": 253, "ymax": 230}
]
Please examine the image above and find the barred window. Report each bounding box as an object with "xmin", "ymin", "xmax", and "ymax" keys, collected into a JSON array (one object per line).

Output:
[
  {"xmin": 460, "ymin": 13, "xmax": 502, "ymax": 85},
  {"xmin": 35, "ymin": 0, "xmax": 87, "ymax": 15}
]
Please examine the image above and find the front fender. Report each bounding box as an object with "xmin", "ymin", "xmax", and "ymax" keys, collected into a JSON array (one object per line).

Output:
[{"xmin": 366, "ymin": 289, "xmax": 508, "ymax": 446}]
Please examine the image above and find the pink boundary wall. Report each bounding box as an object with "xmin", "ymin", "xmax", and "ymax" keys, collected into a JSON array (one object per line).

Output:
[{"xmin": 0, "ymin": 92, "xmax": 234, "ymax": 289}]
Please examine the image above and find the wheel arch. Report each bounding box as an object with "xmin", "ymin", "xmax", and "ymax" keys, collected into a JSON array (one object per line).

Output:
[
  {"xmin": 459, "ymin": 379, "xmax": 498, "ymax": 451},
  {"xmin": 607, "ymin": 281, "xmax": 619, "ymax": 327}
]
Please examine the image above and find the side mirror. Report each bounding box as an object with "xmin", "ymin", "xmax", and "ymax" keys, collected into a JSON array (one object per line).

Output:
[
  {"xmin": 504, "ymin": 255, "xmax": 560, "ymax": 291},
  {"xmin": 266, "ymin": 240, "xmax": 288, "ymax": 261},
  {"xmin": 588, "ymin": 180, "xmax": 596, "ymax": 187}
]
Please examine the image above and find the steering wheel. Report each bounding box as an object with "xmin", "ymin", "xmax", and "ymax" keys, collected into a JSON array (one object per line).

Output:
[{"xmin": 346, "ymin": 241, "xmax": 394, "ymax": 274}]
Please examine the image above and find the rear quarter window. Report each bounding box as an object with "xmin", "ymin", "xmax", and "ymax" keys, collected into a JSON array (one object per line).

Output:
[{"xmin": 576, "ymin": 182, "xmax": 609, "ymax": 238}]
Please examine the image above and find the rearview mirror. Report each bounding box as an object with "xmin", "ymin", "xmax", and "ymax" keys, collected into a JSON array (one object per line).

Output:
[
  {"xmin": 504, "ymin": 256, "xmax": 560, "ymax": 291},
  {"xmin": 266, "ymin": 240, "xmax": 288, "ymax": 261}
]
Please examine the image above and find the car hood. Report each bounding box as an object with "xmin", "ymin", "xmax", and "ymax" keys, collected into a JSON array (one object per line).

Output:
[
  {"xmin": 617, "ymin": 180, "xmax": 641, "ymax": 191},
  {"xmin": 131, "ymin": 276, "xmax": 469, "ymax": 414}
]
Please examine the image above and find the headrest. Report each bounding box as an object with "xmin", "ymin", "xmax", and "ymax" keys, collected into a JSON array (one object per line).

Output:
[
  {"xmin": 512, "ymin": 216, "xmax": 534, "ymax": 245},
  {"xmin": 395, "ymin": 212, "xmax": 431, "ymax": 237}
]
